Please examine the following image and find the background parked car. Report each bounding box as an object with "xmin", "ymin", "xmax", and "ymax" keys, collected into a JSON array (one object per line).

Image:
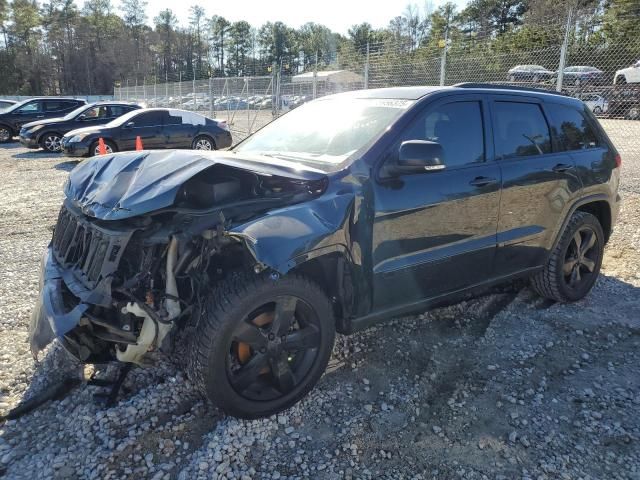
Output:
[
  {"xmin": 19, "ymin": 102, "xmax": 141, "ymax": 152},
  {"xmin": 614, "ymin": 60, "xmax": 640, "ymax": 84},
  {"xmin": 0, "ymin": 99, "xmax": 16, "ymax": 110},
  {"xmin": 580, "ymin": 93, "xmax": 609, "ymax": 114},
  {"xmin": 61, "ymin": 108, "xmax": 233, "ymax": 156},
  {"xmin": 507, "ymin": 65, "xmax": 555, "ymax": 82},
  {"xmin": 0, "ymin": 97, "xmax": 86, "ymax": 143},
  {"xmin": 558, "ymin": 66, "xmax": 606, "ymax": 86},
  {"xmin": 607, "ymin": 90, "xmax": 640, "ymax": 120}
]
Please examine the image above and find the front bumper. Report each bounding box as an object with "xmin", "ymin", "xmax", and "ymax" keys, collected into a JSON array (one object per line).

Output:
[
  {"xmin": 19, "ymin": 132, "xmax": 40, "ymax": 149},
  {"xmin": 29, "ymin": 247, "xmax": 90, "ymax": 358},
  {"xmin": 61, "ymin": 138, "xmax": 91, "ymax": 157}
]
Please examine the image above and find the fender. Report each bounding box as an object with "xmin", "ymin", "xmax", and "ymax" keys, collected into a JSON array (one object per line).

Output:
[
  {"xmin": 228, "ymin": 192, "xmax": 356, "ymax": 274},
  {"xmin": 548, "ymin": 193, "xmax": 612, "ymax": 255}
]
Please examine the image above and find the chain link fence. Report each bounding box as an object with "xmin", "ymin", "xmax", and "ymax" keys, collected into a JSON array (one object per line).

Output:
[{"xmin": 116, "ymin": 12, "xmax": 640, "ymax": 154}]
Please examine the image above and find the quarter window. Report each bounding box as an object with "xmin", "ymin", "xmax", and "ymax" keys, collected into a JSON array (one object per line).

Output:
[
  {"xmin": 493, "ymin": 102, "xmax": 551, "ymax": 159},
  {"xmin": 546, "ymin": 103, "xmax": 599, "ymax": 151},
  {"xmin": 400, "ymin": 101, "xmax": 485, "ymax": 167}
]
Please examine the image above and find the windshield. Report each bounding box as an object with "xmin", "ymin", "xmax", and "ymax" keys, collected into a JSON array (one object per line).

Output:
[
  {"xmin": 105, "ymin": 108, "xmax": 140, "ymax": 127},
  {"xmin": 62, "ymin": 104, "xmax": 92, "ymax": 120},
  {"xmin": 234, "ymin": 97, "xmax": 413, "ymax": 165}
]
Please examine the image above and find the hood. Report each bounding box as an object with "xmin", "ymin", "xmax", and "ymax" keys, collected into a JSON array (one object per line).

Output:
[
  {"xmin": 64, "ymin": 125, "xmax": 104, "ymax": 138},
  {"xmin": 66, "ymin": 150, "xmax": 328, "ymax": 220},
  {"xmin": 22, "ymin": 117, "xmax": 66, "ymax": 129}
]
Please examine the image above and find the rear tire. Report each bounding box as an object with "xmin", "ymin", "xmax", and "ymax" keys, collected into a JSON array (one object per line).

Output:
[
  {"xmin": 192, "ymin": 135, "xmax": 215, "ymax": 151},
  {"xmin": 187, "ymin": 271, "xmax": 335, "ymax": 419},
  {"xmin": 531, "ymin": 212, "xmax": 604, "ymax": 302}
]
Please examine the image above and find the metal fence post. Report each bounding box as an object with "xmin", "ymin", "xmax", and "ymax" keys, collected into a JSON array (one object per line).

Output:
[
  {"xmin": 165, "ymin": 72, "xmax": 168, "ymax": 102},
  {"xmin": 179, "ymin": 72, "xmax": 182, "ymax": 105},
  {"xmin": 556, "ymin": 7, "xmax": 574, "ymax": 92},
  {"xmin": 143, "ymin": 77, "xmax": 147, "ymax": 105},
  {"xmin": 126, "ymin": 79, "xmax": 129, "ymax": 101},
  {"xmin": 439, "ymin": 11, "xmax": 450, "ymax": 86},
  {"xmin": 209, "ymin": 76, "xmax": 213, "ymax": 118},
  {"xmin": 193, "ymin": 66, "xmax": 197, "ymax": 111},
  {"xmin": 153, "ymin": 78, "xmax": 157, "ymax": 107},
  {"xmin": 313, "ymin": 51, "xmax": 318, "ymax": 99},
  {"xmin": 364, "ymin": 42, "xmax": 370, "ymax": 90}
]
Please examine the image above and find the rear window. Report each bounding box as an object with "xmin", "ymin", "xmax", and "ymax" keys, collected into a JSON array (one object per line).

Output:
[
  {"xmin": 545, "ymin": 103, "xmax": 599, "ymax": 151},
  {"xmin": 493, "ymin": 102, "xmax": 551, "ymax": 159}
]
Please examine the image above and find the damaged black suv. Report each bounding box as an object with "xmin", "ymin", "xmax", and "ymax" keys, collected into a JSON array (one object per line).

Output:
[{"xmin": 30, "ymin": 84, "xmax": 621, "ymax": 418}]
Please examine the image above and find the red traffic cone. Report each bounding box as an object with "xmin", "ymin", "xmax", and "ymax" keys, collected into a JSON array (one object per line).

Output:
[
  {"xmin": 135, "ymin": 136, "xmax": 143, "ymax": 151},
  {"xmin": 98, "ymin": 137, "xmax": 107, "ymax": 155}
]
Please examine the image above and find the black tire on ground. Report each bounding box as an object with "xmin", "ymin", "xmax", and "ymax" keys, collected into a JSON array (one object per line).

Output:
[
  {"xmin": 0, "ymin": 124, "xmax": 13, "ymax": 143},
  {"xmin": 531, "ymin": 211, "xmax": 604, "ymax": 302},
  {"xmin": 187, "ymin": 271, "xmax": 335, "ymax": 419},
  {"xmin": 89, "ymin": 139, "xmax": 117, "ymax": 157},
  {"xmin": 192, "ymin": 135, "xmax": 216, "ymax": 150},
  {"xmin": 40, "ymin": 132, "xmax": 63, "ymax": 152}
]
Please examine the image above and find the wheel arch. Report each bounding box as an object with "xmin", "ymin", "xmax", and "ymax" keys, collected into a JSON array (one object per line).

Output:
[
  {"xmin": 551, "ymin": 195, "xmax": 613, "ymax": 254},
  {"xmin": 193, "ymin": 133, "xmax": 216, "ymax": 149},
  {"xmin": 288, "ymin": 248, "xmax": 356, "ymax": 333}
]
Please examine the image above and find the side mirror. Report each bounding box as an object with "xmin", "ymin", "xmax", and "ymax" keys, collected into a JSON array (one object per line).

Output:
[
  {"xmin": 77, "ymin": 114, "xmax": 87, "ymax": 120},
  {"xmin": 390, "ymin": 140, "xmax": 446, "ymax": 175},
  {"xmin": 125, "ymin": 121, "xmax": 135, "ymax": 128}
]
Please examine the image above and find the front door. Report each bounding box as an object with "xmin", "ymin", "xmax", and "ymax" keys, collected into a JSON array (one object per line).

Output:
[
  {"xmin": 372, "ymin": 96, "xmax": 501, "ymax": 310},
  {"xmin": 13, "ymin": 101, "xmax": 44, "ymax": 129},
  {"xmin": 119, "ymin": 110, "xmax": 165, "ymax": 150}
]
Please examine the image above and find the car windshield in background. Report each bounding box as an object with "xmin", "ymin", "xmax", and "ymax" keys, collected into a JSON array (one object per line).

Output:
[
  {"xmin": 62, "ymin": 105, "xmax": 91, "ymax": 120},
  {"xmin": 234, "ymin": 98, "xmax": 413, "ymax": 164}
]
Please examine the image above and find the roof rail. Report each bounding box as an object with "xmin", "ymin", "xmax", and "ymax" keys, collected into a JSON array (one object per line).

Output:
[{"xmin": 453, "ymin": 82, "xmax": 568, "ymax": 97}]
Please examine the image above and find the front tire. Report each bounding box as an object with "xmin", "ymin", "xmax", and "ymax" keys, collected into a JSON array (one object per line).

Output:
[
  {"xmin": 90, "ymin": 139, "xmax": 116, "ymax": 157},
  {"xmin": 531, "ymin": 212, "xmax": 604, "ymax": 302},
  {"xmin": 0, "ymin": 125, "xmax": 13, "ymax": 143},
  {"xmin": 40, "ymin": 132, "xmax": 63, "ymax": 152},
  {"xmin": 188, "ymin": 271, "xmax": 335, "ymax": 419}
]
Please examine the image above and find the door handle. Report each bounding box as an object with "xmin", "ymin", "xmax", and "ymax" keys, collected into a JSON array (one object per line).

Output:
[
  {"xmin": 469, "ymin": 176, "xmax": 497, "ymax": 187},
  {"xmin": 552, "ymin": 163, "xmax": 573, "ymax": 173}
]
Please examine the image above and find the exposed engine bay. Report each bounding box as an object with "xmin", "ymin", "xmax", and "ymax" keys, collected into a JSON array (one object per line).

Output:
[{"xmin": 30, "ymin": 156, "xmax": 328, "ymax": 364}]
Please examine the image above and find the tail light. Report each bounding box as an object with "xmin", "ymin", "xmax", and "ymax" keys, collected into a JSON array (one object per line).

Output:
[
  {"xmin": 615, "ymin": 153, "xmax": 622, "ymax": 168},
  {"xmin": 217, "ymin": 120, "xmax": 229, "ymax": 132}
]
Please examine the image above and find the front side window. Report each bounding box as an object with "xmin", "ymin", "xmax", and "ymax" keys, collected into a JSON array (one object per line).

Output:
[
  {"xmin": 399, "ymin": 101, "xmax": 485, "ymax": 167},
  {"xmin": 493, "ymin": 102, "xmax": 551, "ymax": 159},
  {"xmin": 17, "ymin": 101, "xmax": 41, "ymax": 113},
  {"xmin": 546, "ymin": 103, "xmax": 599, "ymax": 151}
]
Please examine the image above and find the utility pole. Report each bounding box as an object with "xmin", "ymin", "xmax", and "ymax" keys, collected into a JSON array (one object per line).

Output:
[
  {"xmin": 364, "ymin": 42, "xmax": 370, "ymax": 89},
  {"xmin": 557, "ymin": 6, "xmax": 574, "ymax": 92}
]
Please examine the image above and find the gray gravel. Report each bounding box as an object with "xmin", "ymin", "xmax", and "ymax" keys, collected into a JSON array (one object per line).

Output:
[{"xmin": 1, "ymin": 128, "xmax": 640, "ymax": 479}]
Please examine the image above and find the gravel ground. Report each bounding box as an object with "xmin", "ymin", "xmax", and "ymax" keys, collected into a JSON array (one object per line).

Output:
[{"xmin": 0, "ymin": 128, "xmax": 639, "ymax": 479}]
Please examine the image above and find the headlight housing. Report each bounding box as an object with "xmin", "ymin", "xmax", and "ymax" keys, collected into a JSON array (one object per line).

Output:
[{"xmin": 69, "ymin": 135, "xmax": 84, "ymax": 143}]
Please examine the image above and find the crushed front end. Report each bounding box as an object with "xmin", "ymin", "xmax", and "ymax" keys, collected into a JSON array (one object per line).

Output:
[{"xmin": 29, "ymin": 150, "xmax": 329, "ymax": 365}]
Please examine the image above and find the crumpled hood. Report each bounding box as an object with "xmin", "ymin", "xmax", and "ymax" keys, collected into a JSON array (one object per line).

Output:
[
  {"xmin": 65, "ymin": 150, "xmax": 327, "ymax": 220},
  {"xmin": 22, "ymin": 117, "xmax": 66, "ymax": 129}
]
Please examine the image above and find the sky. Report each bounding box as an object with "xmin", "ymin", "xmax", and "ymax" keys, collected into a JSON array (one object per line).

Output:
[{"xmin": 106, "ymin": 0, "xmax": 469, "ymax": 35}]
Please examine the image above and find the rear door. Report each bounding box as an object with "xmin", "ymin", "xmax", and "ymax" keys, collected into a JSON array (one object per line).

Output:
[
  {"xmin": 490, "ymin": 96, "xmax": 582, "ymax": 276},
  {"xmin": 162, "ymin": 111, "xmax": 194, "ymax": 148},
  {"xmin": 118, "ymin": 110, "xmax": 165, "ymax": 150},
  {"xmin": 372, "ymin": 95, "xmax": 501, "ymax": 309}
]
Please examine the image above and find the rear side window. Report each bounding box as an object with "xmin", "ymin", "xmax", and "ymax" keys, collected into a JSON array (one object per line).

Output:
[
  {"xmin": 163, "ymin": 112, "xmax": 183, "ymax": 125},
  {"xmin": 108, "ymin": 105, "xmax": 132, "ymax": 118},
  {"xmin": 401, "ymin": 101, "xmax": 485, "ymax": 167},
  {"xmin": 44, "ymin": 101, "xmax": 66, "ymax": 112},
  {"xmin": 493, "ymin": 102, "xmax": 551, "ymax": 159},
  {"xmin": 545, "ymin": 103, "xmax": 599, "ymax": 151}
]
